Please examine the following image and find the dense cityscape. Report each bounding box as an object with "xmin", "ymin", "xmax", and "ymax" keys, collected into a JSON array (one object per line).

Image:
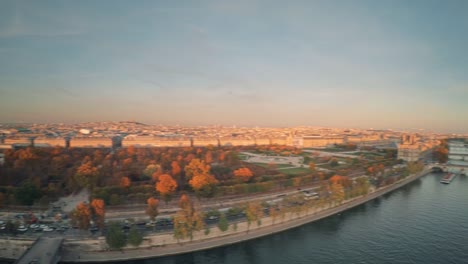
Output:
[
  {"xmin": 1, "ymin": 1, "xmax": 468, "ymax": 263},
  {"xmin": 0, "ymin": 120, "xmax": 467, "ymax": 263}
]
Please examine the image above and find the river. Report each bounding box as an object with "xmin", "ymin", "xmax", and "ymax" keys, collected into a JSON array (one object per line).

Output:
[{"xmin": 126, "ymin": 172, "xmax": 468, "ymax": 264}]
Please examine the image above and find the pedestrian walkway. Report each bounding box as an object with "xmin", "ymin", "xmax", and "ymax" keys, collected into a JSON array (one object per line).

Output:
[{"xmin": 14, "ymin": 237, "xmax": 63, "ymax": 264}]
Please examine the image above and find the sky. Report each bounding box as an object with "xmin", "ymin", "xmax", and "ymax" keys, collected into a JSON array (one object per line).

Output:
[{"xmin": 0, "ymin": 0, "xmax": 467, "ymax": 133}]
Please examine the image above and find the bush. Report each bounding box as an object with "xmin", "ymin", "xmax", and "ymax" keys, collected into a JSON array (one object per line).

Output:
[
  {"xmin": 127, "ymin": 226, "xmax": 143, "ymax": 247},
  {"xmin": 106, "ymin": 222, "xmax": 127, "ymax": 249},
  {"xmin": 217, "ymin": 214, "xmax": 229, "ymax": 232},
  {"xmin": 109, "ymin": 194, "xmax": 122, "ymax": 206}
]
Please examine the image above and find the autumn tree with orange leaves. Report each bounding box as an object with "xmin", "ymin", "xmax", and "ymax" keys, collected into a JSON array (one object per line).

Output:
[
  {"xmin": 329, "ymin": 175, "xmax": 351, "ymax": 187},
  {"xmin": 74, "ymin": 161, "xmax": 99, "ymax": 189},
  {"xmin": 146, "ymin": 197, "xmax": 159, "ymax": 221},
  {"xmin": 184, "ymin": 159, "xmax": 210, "ymax": 179},
  {"xmin": 70, "ymin": 202, "xmax": 91, "ymax": 230},
  {"xmin": 185, "ymin": 159, "xmax": 218, "ymax": 198},
  {"xmin": 120, "ymin": 177, "xmax": 131, "ymax": 189},
  {"xmin": 156, "ymin": 174, "xmax": 178, "ymax": 204},
  {"xmin": 90, "ymin": 198, "xmax": 105, "ymax": 229},
  {"xmin": 171, "ymin": 161, "xmax": 181, "ymax": 177},
  {"xmin": 233, "ymin": 167, "xmax": 254, "ymax": 182}
]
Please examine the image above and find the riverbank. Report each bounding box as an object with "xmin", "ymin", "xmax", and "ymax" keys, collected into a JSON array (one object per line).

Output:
[{"xmin": 57, "ymin": 168, "xmax": 432, "ymax": 263}]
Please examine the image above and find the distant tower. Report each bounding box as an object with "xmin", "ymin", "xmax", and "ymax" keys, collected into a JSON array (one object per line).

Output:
[
  {"xmin": 190, "ymin": 137, "xmax": 194, "ymax": 147},
  {"xmin": 28, "ymin": 137, "xmax": 36, "ymax": 147},
  {"xmin": 64, "ymin": 136, "xmax": 71, "ymax": 149},
  {"xmin": 111, "ymin": 136, "xmax": 123, "ymax": 149}
]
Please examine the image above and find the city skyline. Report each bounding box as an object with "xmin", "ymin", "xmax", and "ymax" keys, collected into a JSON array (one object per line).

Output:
[{"xmin": 1, "ymin": 1, "xmax": 468, "ymax": 133}]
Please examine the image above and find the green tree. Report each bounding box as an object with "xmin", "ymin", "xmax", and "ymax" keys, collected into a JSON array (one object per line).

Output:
[
  {"xmin": 217, "ymin": 214, "xmax": 229, "ymax": 232},
  {"xmin": 14, "ymin": 181, "xmax": 41, "ymax": 206},
  {"xmin": 106, "ymin": 222, "xmax": 127, "ymax": 250},
  {"xmin": 127, "ymin": 226, "xmax": 143, "ymax": 247},
  {"xmin": 433, "ymin": 141, "xmax": 448, "ymax": 163},
  {"xmin": 330, "ymin": 158, "xmax": 339, "ymax": 167}
]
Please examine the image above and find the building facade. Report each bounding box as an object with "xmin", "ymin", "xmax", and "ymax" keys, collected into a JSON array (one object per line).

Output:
[
  {"xmin": 397, "ymin": 135, "xmax": 422, "ymax": 162},
  {"xmin": 447, "ymin": 139, "xmax": 468, "ymax": 167}
]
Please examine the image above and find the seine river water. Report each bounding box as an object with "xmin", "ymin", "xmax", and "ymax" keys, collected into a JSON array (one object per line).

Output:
[{"xmin": 129, "ymin": 172, "xmax": 468, "ymax": 264}]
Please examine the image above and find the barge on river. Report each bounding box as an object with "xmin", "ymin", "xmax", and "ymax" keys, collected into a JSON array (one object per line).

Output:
[{"xmin": 440, "ymin": 173, "xmax": 456, "ymax": 184}]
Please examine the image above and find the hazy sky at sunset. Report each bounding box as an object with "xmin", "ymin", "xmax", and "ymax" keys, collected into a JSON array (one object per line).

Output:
[{"xmin": 1, "ymin": 0, "xmax": 467, "ymax": 132}]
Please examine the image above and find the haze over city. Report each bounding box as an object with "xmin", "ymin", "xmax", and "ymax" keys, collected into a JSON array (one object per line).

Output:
[
  {"xmin": 2, "ymin": 2, "xmax": 468, "ymax": 264},
  {"xmin": 1, "ymin": 0, "xmax": 467, "ymax": 133}
]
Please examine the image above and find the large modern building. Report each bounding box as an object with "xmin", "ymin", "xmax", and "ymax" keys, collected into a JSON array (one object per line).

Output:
[{"xmin": 447, "ymin": 139, "xmax": 468, "ymax": 167}]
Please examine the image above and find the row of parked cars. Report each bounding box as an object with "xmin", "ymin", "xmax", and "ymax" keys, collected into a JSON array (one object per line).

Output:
[{"xmin": 0, "ymin": 219, "xmax": 70, "ymax": 234}]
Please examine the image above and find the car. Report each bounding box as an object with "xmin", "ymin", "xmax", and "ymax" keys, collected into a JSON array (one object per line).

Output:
[
  {"xmin": 17, "ymin": 225, "xmax": 28, "ymax": 232},
  {"xmin": 145, "ymin": 221, "xmax": 156, "ymax": 227},
  {"xmin": 43, "ymin": 227, "xmax": 54, "ymax": 232}
]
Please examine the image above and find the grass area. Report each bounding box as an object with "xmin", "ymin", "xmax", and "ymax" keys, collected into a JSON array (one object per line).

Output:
[
  {"xmin": 238, "ymin": 154, "xmax": 249, "ymax": 160},
  {"xmin": 352, "ymin": 152, "xmax": 384, "ymax": 157},
  {"xmin": 250, "ymin": 163, "xmax": 293, "ymax": 169},
  {"xmin": 304, "ymin": 148, "xmax": 349, "ymax": 153},
  {"xmin": 277, "ymin": 167, "xmax": 311, "ymax": 175}
]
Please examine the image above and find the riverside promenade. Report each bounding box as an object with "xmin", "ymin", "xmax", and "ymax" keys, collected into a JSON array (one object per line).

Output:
[{"xmin": 60, "ymin": 168, "xmax": 432, "ymax": 263}]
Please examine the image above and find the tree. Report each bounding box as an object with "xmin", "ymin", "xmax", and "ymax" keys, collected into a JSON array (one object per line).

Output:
[
  {"xmin": 171, "ymin": 161, "xmax": 181, "ymax": 177},
  {"xmin": 120, "ymin": 177, "xmax": 131, "ymax": 189},
  {"xmin": 146, "ymin": 197, "xmax": 159, "ymax": 221},
  {"xmin": 189, "ymin": 174, "xmax": 218, "ymax": 198},
  {"xmin": 143, "ymin": 164, "xmax": 160, "ymax": 180},
  {"xmin": 434, "ymin": 141, "xmax": 448, "ymax": 163},
  {"xmin": 70, "ymin": 202, "xmax": 91, "ymax": 230},
  {"xmin": 0, "ymin": 193, "xmax": 5, "ymax": 208},
  {"xmin": 74, "ymin": 161, "xmax": 99, "ymax": 189},
  {"xmin": 127, "ymin": 226, "xmax": 143, "ymax": 247},
  {"xmin": 14, "ymin": 181, "xmax": 40, "ymax": 206},
  {"xmin": 330, "ymin": 158, "xmax": 339, "ymax": 167},
  {"xmin": 109, "ymin": 194, "xmax": 121, "ymax": 205},
  {"xmin": 106, "ymin": 222, "xmax": 126, "ymax": 250},
  {"xmin": 90, "ymin": 199, "xmax": 105, "ymax": 229},
  {"xmin": 330, "ymin": 183, "xmax": 345, "ymax": 205},
  {"xmin": 309, "ymin": 162, "xmax": 316, "ymax": 171},
  {"xmin": 173, "ymin": 194, "xmax": 204, "ymax": 241},
  {"xmin": 329, "ymin": 175, "xmax": 351, "ymax": 187},
  {"xmin": 205, "ymin": 151, "xmax": 213, "ymax": 164},
  {"xmin": 217, "ymin": 214, "xmax": 229, "ymax": 232},
  {"xmin": 245, "ymin": 202, "xmax": 263, "ymax": 232},
  {"xmin": 156, "ymin": 174, "xmax": 178, "ymax": 204},
  {"xmin": 185, "ymin": 159, "xmax": 210, "ymax": 179},
  {"xmin": 233, "ymin": 167, "xmax": 254, "ymax": 182},
  {"xmin": 185, "ymin": 158, "xmax": 218, "ymax": 198},
  {"xmin": 270, "ymin": 207, "xmax": 279, "ymax": 225}
]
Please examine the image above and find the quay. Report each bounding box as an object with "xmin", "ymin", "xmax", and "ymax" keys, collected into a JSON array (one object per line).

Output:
[{"xmin": 59, "ymin": 168, "xmax": 432, "ymax": 263}]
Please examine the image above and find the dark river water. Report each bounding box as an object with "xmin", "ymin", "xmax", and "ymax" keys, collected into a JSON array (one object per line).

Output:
[{"xmin": 128, "ymin": 172, "xmax": 468, "ymax": 264}]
